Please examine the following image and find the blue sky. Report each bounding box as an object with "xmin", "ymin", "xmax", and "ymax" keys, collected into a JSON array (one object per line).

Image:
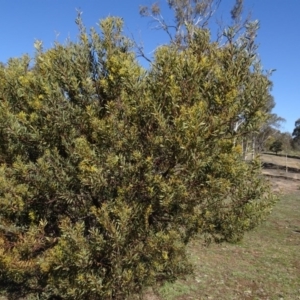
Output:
[{"xmin": 1, "ymin": 0, "xmax": 299, "ymax": 133}]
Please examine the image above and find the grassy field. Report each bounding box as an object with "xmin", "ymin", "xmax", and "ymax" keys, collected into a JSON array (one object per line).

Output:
[{"xmin": 151, "ymin": 192, "xmax": 300, "ymax": 300}]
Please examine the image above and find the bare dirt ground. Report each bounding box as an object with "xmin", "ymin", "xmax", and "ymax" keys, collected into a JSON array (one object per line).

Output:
[
  {"xmin": 260, "ymin": 153, "xmax": 300, "ymax": 194},
  {"xmin": 261, "ymin": 153, "xmax": 300, "ymax": 170},
  {"xmin": 264, "ymin": 171, "xmax": 300, "ymax": 194}
]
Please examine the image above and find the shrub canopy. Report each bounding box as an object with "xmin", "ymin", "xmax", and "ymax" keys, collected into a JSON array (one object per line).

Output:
[{"xmin": 0, "ymin": 16, "xmax": 276, "ymax": 299}]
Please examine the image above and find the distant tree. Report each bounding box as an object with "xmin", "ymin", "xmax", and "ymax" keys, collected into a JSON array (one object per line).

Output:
[
  {"xmin": 269, "ymin": 140, "xmax": 283, "ymax": 155},
  {"xmin": 256, "ymin": 126, "xmax": 278, "ymax": 151},
  {"xmin": 255, "ymin": 111, "xmax": 285, "ymax": 153},
  {"xmin": 278, "ymin": 132, "xmax": 293, "ymax": 152},
  {"xmin": 292, "ymin": 118, "xmax": 300, "ymax": 147},
  {"xmin": 139, "ymin": 0, "xmax": 222, "ymax": 47}
]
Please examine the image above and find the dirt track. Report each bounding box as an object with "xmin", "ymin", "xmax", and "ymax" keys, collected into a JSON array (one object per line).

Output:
[
  {"xmin": 261, "ymin": 153, "xmax": 300, "ymax": 194},
  {"xmin": 264, "ymin": 171, "xmax": 300, "ymax": 194}
]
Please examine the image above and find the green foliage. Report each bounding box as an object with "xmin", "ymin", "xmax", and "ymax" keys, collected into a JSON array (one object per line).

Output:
[
  {"xmin": 269, "ymin": 140, "xmax": 283, "ymax": 155},
  {"xmin": 292, "ymin": 118, "xmax": 300, "ymax": 147},
  {"xmin": 0, "ymin": 13, "xmax": 277, "ymax": 300}
]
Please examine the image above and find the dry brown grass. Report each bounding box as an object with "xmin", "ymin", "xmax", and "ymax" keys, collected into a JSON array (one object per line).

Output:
[{"xmin": 261, "ymin": 153, "xmax": 300, "ymax": 170}]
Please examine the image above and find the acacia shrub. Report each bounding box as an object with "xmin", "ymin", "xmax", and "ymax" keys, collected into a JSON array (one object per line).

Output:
[{"xmin": 0, "ymin": 17, "xmax": 276, "ymax": 299}]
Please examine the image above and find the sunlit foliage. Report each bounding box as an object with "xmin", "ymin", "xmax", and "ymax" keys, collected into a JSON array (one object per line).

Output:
[{"xmin": 0, "ymin": 13, "xmax": 276, "ymax": 299}]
